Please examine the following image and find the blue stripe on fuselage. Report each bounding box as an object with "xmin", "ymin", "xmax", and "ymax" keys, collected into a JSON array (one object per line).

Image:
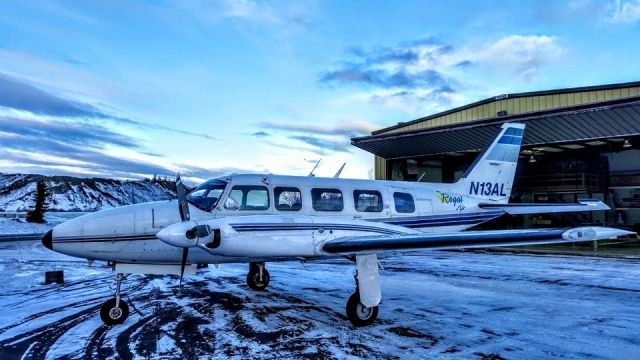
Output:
[{"xmin": 233, "ymin": 211, "xmax": 504, "ymax": 232}]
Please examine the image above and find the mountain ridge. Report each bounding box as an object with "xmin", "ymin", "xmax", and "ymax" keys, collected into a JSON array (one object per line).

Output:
[{"xmin": 0, "ymin": 173, "xmax": 177, "ymax": 212}]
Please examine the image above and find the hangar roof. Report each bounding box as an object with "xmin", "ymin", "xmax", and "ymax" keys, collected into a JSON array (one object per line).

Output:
[
  {"xmin": 373, "ymin": 81, "xmax": 640, "ymax": 135},
  {"xmin": 351, "ymin": 96, "xmax": 640, "ymax": 160}
]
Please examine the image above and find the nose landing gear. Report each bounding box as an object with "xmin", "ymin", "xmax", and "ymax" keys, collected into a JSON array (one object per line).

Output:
[
  {"xmin": 100, "ymin": 273, "xmax": 129, "ymax": 325},
  {"xmin": 247, "ymin": 262, "xmax": 270, "ymax": 291}
]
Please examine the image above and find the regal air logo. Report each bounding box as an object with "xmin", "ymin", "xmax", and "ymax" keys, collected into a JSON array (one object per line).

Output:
[
  {"xmin": 436, "ymin": 191, "xmax": 465, "ymax": 212},
  {"xmin": 469, "ymin": 181, "xmax": 507, "ymax": 197}
]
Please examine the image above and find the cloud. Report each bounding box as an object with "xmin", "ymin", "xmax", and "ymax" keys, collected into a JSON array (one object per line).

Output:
[
  {"xmin": 474, "ymin": 35, "xmax": 565, "ymax": 81},
  {"xmin": 0, "ymin": 72, "xmax": 222, "ymax": 179},
  {"xmin": 367, "ymin": 88, "xmax": 463, "ymax": 112},
  {"xmin": 0, "ymin": 72, "xmax": 215, "ymax": 140},
  {"xmin": 0, "ymin": 72, "xmax": 114, "ymax": 119},
  {"xmin": 0, "ymin": 115, "xmax": 225, "ymax": 179},
  {"xmin": 565, "ymin": 0, "xmax": 640, "ymax": 24},
  {"xmin": 157, "ymin": 0, "xmax": 317, "ymax": 32},
  {"xmin": 181, "ymin": 165, "xmax": 257, "ymax": 181},
  {"xmin": 0, "ymin": 115, "xmax": 170, "ymax": 177},
  {"xmin": 0, "ymin": 136, "xmax": 172, "ymax": 178},
  {"xmin": 289, "ymin": 135, "xmax": 352, "ymax": 155},
  {"xmin": 607, "ymin": 0, "xmax": 640, "ymax": 23},
  {"xmin": 0, "ymin": 116, "xmax": 139, "ymax": 150},
  {"xmin": 217, "ymin": 0, "xmax": 304, "ymax": 25},
  {"xmin": 258, "ymin": 119, "xmax": 379, "ymax": 155},
  {"xmin": 320, "ymin": 38, "xmax": 456, "ymax": 101},
  {"xmin": 252, "ymin": 131, "xmax": 271, "ymax": 137},
  {"xmin": 260, "ymin": 119, "xmax": 378, "ymax": 137},
  {"xmin": 321, "ymin": 68, "xmax": 449, "ymax": 90},
  {"xmin": 321, "ymin": 35, "xmax": 565, "ymax": 110}
]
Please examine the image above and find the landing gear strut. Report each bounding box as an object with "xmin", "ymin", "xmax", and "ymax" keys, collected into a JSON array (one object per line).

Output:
[
  {"xmin": 346, "ymin": 254, "xmax": 381, "ymax": 327},
  {"xmin": 100, "ymin": 273, "xmax": 129, "ymax": 325},
  {"xmin": 247, "ymin": 262, "xmax": 270, "ymax": 291}
]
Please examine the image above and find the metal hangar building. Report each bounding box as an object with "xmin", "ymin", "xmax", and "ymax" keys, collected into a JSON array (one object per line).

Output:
[{"xmin": 352, "ymin": 81, "xmax": 640, "ymax": 230}]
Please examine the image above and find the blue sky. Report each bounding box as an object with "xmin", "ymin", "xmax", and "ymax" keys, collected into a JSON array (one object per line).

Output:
[{"xmin": 1, "ymin": 0, "xmax": 640, "ymax": 181}]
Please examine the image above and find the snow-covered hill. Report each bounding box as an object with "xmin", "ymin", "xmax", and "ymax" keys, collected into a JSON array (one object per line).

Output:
[{"xmin": 0, "ymin": 173, "xmax": 176, "ymax": 212}]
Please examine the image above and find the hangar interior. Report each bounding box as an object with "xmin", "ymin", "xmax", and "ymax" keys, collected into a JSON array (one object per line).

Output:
[{"xmin": 352, "ymin": 82, "xmax": 640, "ymax": 232}]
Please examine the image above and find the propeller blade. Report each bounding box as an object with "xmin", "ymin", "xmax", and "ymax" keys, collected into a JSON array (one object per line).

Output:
[
  {"xmin": 179, "ymin": 247, "xmax": 189, "ymax": 287},
  {"xmin": 176, "ymin": 175, "xmax": 190, "ymax": 222}
]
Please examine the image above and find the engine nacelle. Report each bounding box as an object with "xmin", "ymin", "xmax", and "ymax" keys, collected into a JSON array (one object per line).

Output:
[{"xmin": 156, "ymin": 221, "xmax": 214, "ymax": 248}]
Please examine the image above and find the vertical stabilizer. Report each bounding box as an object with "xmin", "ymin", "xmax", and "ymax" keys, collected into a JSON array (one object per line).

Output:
[{"xmin": 453, "ymin": 123, "xmax": 525, "ymax": 202}]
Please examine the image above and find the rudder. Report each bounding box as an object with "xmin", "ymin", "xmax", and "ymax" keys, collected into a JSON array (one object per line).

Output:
[{"xmin": 454, "ymin": 123, "xmax": 525, "ymax": 202}]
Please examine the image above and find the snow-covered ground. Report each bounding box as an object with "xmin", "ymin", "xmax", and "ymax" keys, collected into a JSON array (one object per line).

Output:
[
  {"xmin": 0, "ymin": 243, "xmax": 639, "ymax": 359},
  {"xmin": 0, "ymin": 213, "xmax": 85, "ymax": 236},
  {"xmin": 0, "ymin": 219, "xmax": 53, "ymax": 235}
]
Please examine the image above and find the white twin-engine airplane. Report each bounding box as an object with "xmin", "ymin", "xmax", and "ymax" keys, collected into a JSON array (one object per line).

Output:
[{"xmin": 42, "ymin": 123, "xmax": 633, "ymax": 326}]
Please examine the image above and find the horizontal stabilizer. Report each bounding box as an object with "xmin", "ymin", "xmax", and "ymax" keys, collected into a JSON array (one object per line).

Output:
[
  {"xmin": 322, "ymin": 227, "xmax": 634, "ymax": 254},
  {"xmin": 478, "ymin": 200, "xmax": 609, "ymax": 215}
]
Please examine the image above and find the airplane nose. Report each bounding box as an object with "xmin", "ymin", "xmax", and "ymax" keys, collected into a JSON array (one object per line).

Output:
[{"xmin": 42, "ymin": 229, "xmax": 53, "ymax": 250}]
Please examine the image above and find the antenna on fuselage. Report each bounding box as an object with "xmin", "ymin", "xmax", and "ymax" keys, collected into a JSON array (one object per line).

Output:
[
  {"xmin": 417, "ymin": 172, "xmax": 426, "ymax": 182},
  {"xmin": 333, "ymin": 162, "xmax": 346, "ymax": 178},
  {"xmin": 308, "ymin": 159, "xmax": 321, "ymax": 177}
]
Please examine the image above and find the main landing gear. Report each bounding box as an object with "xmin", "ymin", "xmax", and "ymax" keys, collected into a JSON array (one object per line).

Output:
[
  {"xmin": 100, "ymin": 273, "xmax": 129, "ymax": 325},
  {"xmin": 346, "ymin": 276, "xmax": 379, "ymax": 327},
  {"xmin": 247, "ymin": 262, "xmax": 270, "ymax": 291},
  {"xmin": 345, "ymin": 254, "xmax": 381, "ymax": 327}
]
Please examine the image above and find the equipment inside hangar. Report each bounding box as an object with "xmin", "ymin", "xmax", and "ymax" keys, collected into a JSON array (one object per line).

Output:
[{"xmin": 352, "ymin": 81, "xmax": 640, "ymax": 231}]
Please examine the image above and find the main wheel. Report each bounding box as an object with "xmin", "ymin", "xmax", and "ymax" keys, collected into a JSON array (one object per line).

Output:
[
  {"xmin": 100, "ymin": 298, "xmax": 129, "ymax": 326},
  {"xmin": 247, "ymin": 268, "xmax": 270, "ymax": 291},
  {"xmin": 346, "ymin": 291, "xmax": 378, "ymax": 327}
]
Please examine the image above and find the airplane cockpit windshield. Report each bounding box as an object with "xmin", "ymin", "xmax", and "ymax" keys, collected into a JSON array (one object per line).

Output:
[{"xmin": 186, "ymin": 179, "xmax": 227, "ymax": 212}]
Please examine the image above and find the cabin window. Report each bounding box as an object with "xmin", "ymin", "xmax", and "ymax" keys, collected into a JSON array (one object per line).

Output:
[
  {"xmin": 311, "ymin": 188, "xmax": 344, "ymax": 212},
  {"xmin": 393, "ymin": 192, "xmax": 415, "ymax": 213},
  {"xmin": 353, "ymin": 190, "xmax": 383, "ymax": 212},
  {"xmin": 274, "ymin": 187, "xmax": 302, "ymax": 211},
  {"xmin": 224, "ymin": 185, "xmax": 269, "ymax": 210}
]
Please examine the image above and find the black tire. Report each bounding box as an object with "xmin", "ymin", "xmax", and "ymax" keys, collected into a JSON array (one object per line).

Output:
[
  {"xmin": 346, "ymin": 291, "xmax": 378, "ymax": 327},
  {"xmin": 247, "ymin": 268, "xmax": 270, "ymax": 291},
  {"xmin": 100, "ymin": 298, "xmax": 129, "ymax": 326}
]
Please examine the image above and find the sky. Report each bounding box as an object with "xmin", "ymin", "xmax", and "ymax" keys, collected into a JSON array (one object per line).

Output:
[{"xmin": 1, "ymin": 0, "xmax": 640, "ymax": 182}]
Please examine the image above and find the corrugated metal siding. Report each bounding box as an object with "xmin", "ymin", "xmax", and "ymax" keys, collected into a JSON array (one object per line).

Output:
[
  {"xmin": 383, "ymin": 86, "xmax": 640, "ymax": 134},
  {"xmin": 374, "ymin": 156, "xmax": 387, "ymax": 180},
  {"xmin": 354, "ymin": 100, "xmax": 640, "ymax": 160}
]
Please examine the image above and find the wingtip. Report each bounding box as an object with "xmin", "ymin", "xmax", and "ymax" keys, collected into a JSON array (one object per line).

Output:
[{"xmin": 563, "ymin": 226, "xmax": 636, "ymax": 241}]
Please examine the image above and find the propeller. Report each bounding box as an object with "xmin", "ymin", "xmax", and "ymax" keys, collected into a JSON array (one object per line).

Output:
[
  {"xmin": 176, "ymin": 175, "xmax": 191, "ymax": 287},
  {"xmin": 159, "ymin": 176, "xmax": 215, "ymax": 286},
  {"xmin": 176, "ymin": 175, "xmax": 190, "ymax": 222}
]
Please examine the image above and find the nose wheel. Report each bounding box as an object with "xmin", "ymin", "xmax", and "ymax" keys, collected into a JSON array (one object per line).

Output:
[
  {"xmin": 100, "ymin": 273, "xmax": 130, "ymax": 325},
  {"xmin": 247, "ymin": 262, "xmax": 270, "ymax": 291}
]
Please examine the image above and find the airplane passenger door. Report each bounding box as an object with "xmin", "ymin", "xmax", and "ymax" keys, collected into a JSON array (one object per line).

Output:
[{"xmin": 415, "ymin": 198, "xmax": 433, "ymax": 217}]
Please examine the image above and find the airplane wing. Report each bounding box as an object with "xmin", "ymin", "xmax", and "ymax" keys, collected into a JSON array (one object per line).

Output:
[
  {"xmin": 478, "ymin": 200, "xmax": 609, "ymax": 215},
  {"xmin": 322, "ymin": 226, "xmax": 634, "ymax": 255}
]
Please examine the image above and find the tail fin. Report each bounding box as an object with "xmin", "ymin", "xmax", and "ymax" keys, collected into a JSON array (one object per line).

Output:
[{"xmin": 454, "ymin": 123, "xmax": 525, "ymax": 202}]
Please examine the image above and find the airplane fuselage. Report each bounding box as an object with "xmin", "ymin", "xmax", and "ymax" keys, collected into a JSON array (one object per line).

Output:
[{"xmin": 48, "ymin": 174, "xmax": 507, "ymax": 265}]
